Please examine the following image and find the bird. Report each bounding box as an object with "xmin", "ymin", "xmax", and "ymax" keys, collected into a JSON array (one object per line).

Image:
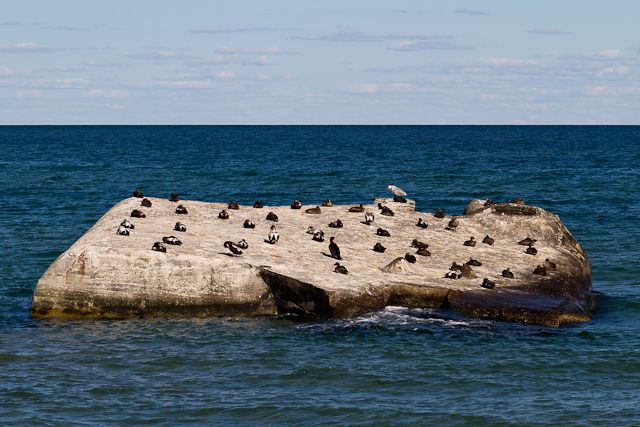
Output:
[
  {"xmin": 141, "ymin": 198, "xmax": 152, "ymax": 207},
  {"xmin": 434, "ymin": 208, "xmax": 445, "ymax": 219},
  {"xmin": 518, "ymin": 237, "xmax": 537, "ymax": 246},
  {"xmin": 312, "ymin": 230, "xmax": 325, "ymax": 242},
  {"xmin": 267, "ymin": 225, "xmax": 279, "ymax": 244},
  {"xmin": 463, "ymin": 236, "xmax": 476, "ymax": 247},
  {"xmin": 120, "ymin": 219, "xmax": 134, "ymax": 229},
  {"xmin": 380, "ymin": 206, "xmax": 394, "ymax": 217},
  {"xmin": 243, "ymin": 219, "xmax": 256, "ymax": 229},
  {"xmin": 373, "ymin": 242, "xmax": 386, "ymax": 253},
  {"xmin": 404, "ymin": 253, "xmax": 417, "ymax": 263},
  {"xmin": 237, "ymin": 239, "xmax": 249, "ymax": 249},
  {"xmin": 525, "ymin": 247, "xmax": 538, "ymax": 255},
  {"xmin": 305, "ymin": 206, "xmax": 322, "ymax": 214},
  {"xmin": 162, "ymin": 236, "xmax": 182, "ymax": 245},
  {"xmin": 393, "ymin": 195, "xmax": 407, "ymax": 203},
  {"xmin": 388, "ymin": 184, "xmax": 407, "ymax": 197},
  {"xmin": 306, "ymin": 226, "xmax": 316, "ymax": 234},
  {"xmin": 416, "ymin": 247, "xmax": 431, "ymax": 257},
  {"xmin": 218, "ymin": 210, "xmax": 229, "ymax": 219},
  {"xmin": 253, "ymin": 200, "xmax": 264, "ymax": 208},
  {"xmin": 322, "ymin": 199, "xmax": 333, "ymax": 207},
  {"xmin": 152, "ymin": 242, "xmax": 166, "ymax": 253},
  {"xmin": 364, "ymin": 212, "xmax": 375, "ymax": 225},
  {"xmin": 266, "ymin": 212, "xmax": 278, "ymax": 222},
  {"xmin": 482, "ymin": 235, "xmax": 494, "ymax": 245},
  {"xmin": 116, "ymin": 225, "xmax": 129, "ymax": 236},
  {"xmin": 328, "ymin": 219, "xmax": 343, "ymax": 228},
  {"xmin": 509, "ymin": 197, "xmax": 525, "ymax": 205},
  {"xmin": 377, "ymin": 228, "xmax": 391, "ymax": 237},
  {"xmin": 501, "ymin": 268, "xmax": 515, "ymax": 279},
  {"xmin": 533, "ymin": 265, "xmax": 546, "ymax": 275},
  {"xmin": 481, "ymin": 278, "xmax": 495, "ymax": 289},
  {"xmin": 169, "ymin": 193, "xmax": 180, "ymax": 202},
  {"xmin": 174, "ymin": 222, "xmax": 186, "ymax": 232},
  {"xmin": 483, "ymin": 199, "xmax": 496, "ymax": 206},
  {"xmin": 333, "ymin": 262, "xmax": 348, "ymax": 275},
  {"xmin": 175, "ymin": 205, "xmax": 188, "ymax": 215},
  {"xmin": 450, "ymin": 262, "xmax": 464, "ymax": 271},
  {"xmin": 349, "ymin": 204, "xmax": 365, "ymax": 213},
  {"xmin": 228, "ymin": 201, "xmax": 240, "ymax": 210},
  {"xmin": 544, "ymin": 258, "xmax": 557, "ymax": 270},
  {"xmin": 445, "ymin": 270, "xmax": 460, "ymax": 280},
  {"xmin": 467, "ymin": 258, "xmax": 482, "ymax": 267},
  {"xmin": 130, "ymin": 209, "xmax": 146, "ymax": 218},
  {"xmin": 329, "ymin": 236, "xmax": 342, "ymax": 260},
  {"xmin": 132, "ymin": 189, "xmax": 144, "ymax": 198},
  {"xmin": 411, "ymin": 239, "xmax": 428, "ymax": 249},
  {"xmin": 416, "ymin": 218, "xmax": 428, "ymax": 229},
  {"xmin": 291, "ymin": 200, "xmax": 302, "ymax": 209},
  {"xmin": 224, "ymin": 241, "xmax": 243, "ymax": 255},
  {"xmin": 446, "ymin": 217, "xmax": 459, "ymax": 231}
]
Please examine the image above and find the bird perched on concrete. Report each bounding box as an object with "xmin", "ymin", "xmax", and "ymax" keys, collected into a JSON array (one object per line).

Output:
[
  {"xmin": 373, "ymin": 242, "xmax": 386, "ymax": 253},
  {"xmin": 526, "ymin": 246, "xmax": 538, "ymax": 255},
  {"xmin": 349, "ymin": 204, "xmax": 365, "ymax": 213},
  {"xmin": 377, "ymin": 228, "xmax": 391, "ymax": 237},
  {"xmin": 152, "ymin": 242, "xmax": 166, "ymax": 253},
  {"xmin": 218, "ymin": 210, "xmax": 229, "ymax": 220},
  {"xmin": 388, "ymin": 184, "xmax": 407, "ymax": 197},
  {"xmin": 237, "ymin": 239, "xmax": 249, "ymax": 249},
  {"xmin": 328, "ymin": 219, "xmax": 343, "ymax": 228},
  {"xmin": 364, "ymin": 212, "xmax": 375, "ymax": 225},
  {"xmin": 169, "ymin": 193, "xmax": 180, "ymax": 202},
  {"xmin": 224, "ymin": 241, "xmax": 243, "ymax": 255},
  {"xmin": 333, "ymin": 262, "xmax": 348, "ymax": 275},
  {"xmin": 518, "ymin": 237, "xmax": 537, "ymax": 246},
  {"xmin": 116, "ymin": 225, "xmax": 129, "ymax": 236},
  {"xmin": 174, "ymin": 222, "xmax": 186, "ymax": 232},
  {"xmin": 544, "ymin": 258, "xmax": 557, "ymax": 270},
  {"xmin": 132, "ymin": 189, "xmax": 144, "ymax": 198},
  {"xmin": 267, "ymin": 225, "xmax": 279, "ymax": 244},
  {"xmin": 404, "ymin": 253, "xmax": 417, "ymax": 263},
  {"xmin": 501, "ymin": 268, "xmax": 515, "ymax": 279},
  {"xmin": 175, "ymin": 205, "xmax": 188, "ymax": 215},
  {"xmin": 481, "ymin": 278, "xmax": 495, "ymax": 289},
  {"xmin": 120, "ymin": 219, "xmax": 134, "ymax": 229},
  {"xmin": 393, "ymin": 195, "xmax": 407, "ymax": 203},
  {"xmin": 434, "ymin": 208, "xmax": 446, "ymax": 219},
  {"xmin": 141, "ymin": 198, "xmax": 152, "ymax": 207},
  {"xmin": 482, "ymin": 235, "xmax": 494, "ymax": 245},
  {"xmin": 380, "ymin": 206, "xmax": 395, "ymax": 217},
  {"xmin": 253, "ymin": 200, "xmax": 264, "ymax": 208},
  {"xmin": 322, "ymin": 199, "xmax": 333, "ymax": 207},
  {"xmin": 228, "ymin": 201, "xmax": 239, "ymax": 210},
  {"xmin": 416, "ymin": 247, "xmax": 431, "ymax": 256},
  {"xmin": 266, "ymin": 212, "xmax": 278, "ymax": 222},
  {"xmin": 305, "ymin": 206, "xmax": 321, "ymax": 214},
  {"xmin": 411, "ymin": 239, "xmax": 428, "ymax": 249},
  {"xmin": 329, "ymin": 237, "xmax": 342, "ymax": 260},
  {"xmin": 162, "ymin": 236, "xmax": 182, "ymax": 245},
  {"xmin": 312, "ymin": 230, "xmax": 325, "ymax": 242},
  {"xmin": 416, "ymin": 218, "xmax": 428, "ymax": 229},
  {"xmin": 243, "ymin": 219, "xmax": 255, "ymax": 229},
  {"xmin": 307, "ymin": 226, "xmax": 316, "ymax": 234},
  {"xmin": 467, "ymin": 258, "xmax": 482, "ymax": 267},
  {"xmin": 463, "ymin": 236, "xmax": 476, "ymax": 247},
  {"xmin": 131, "ymin": 209, "xmax": 146, "ymax": 218},
  {"xmin": 533, "ymin": 265, "xmax": 546, "ymax": 275},
  {"xmin": 291, "ymin": 200, "xmax": 302, "ymax": 209},
  {"xmin": 446, "ymin": 217, "xmax": 459, "ymax": 231}
]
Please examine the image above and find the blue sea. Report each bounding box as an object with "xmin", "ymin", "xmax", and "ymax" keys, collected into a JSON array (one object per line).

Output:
[{"xmin": 1, "ymin": 126, "xmax": 639, "ymax": 426}]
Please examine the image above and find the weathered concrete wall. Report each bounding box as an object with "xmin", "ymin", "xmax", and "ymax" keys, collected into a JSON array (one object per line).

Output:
[{"xmin": 31, "ymin": 196, "xmax": 592, "ymax": 326}]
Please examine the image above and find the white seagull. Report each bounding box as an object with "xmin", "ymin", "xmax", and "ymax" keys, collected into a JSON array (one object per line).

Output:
[{"xmin": 387, "ymin": 185, "xmax": 407, "ymax": 197}]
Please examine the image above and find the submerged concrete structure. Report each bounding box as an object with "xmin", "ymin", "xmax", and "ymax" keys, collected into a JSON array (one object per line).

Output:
[{"xmin": 31, "ymin": 196, "xmax": 593, "ymax": 327}]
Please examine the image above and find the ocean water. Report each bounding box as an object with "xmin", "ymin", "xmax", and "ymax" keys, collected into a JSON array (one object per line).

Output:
[{"xmin": 0, "ymin": 125, "xmax": 639, "ymax": 426}]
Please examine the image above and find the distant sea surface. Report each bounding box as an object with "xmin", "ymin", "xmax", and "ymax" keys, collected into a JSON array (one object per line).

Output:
[{"xmin": 1, "ymin": 126, "xmax": 639, "ymax": 426}]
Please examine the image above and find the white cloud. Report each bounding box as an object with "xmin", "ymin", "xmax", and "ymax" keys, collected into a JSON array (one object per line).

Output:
[
  {"xmin": 455, "ymin": 8, "xmax": 490, "ymax": 16},
  {"xmin": 389, "ymin": 40, "xmax": 472, "ymax": 51},
  {"xmin": 483, "ymin": 58, "xmax": 541, "ymax": 67},
  {"xmin": 87, "ymin": 89, "xmax": 130, "ymax": 98},
  {"xmin": 0, "ymin": 67, "xmax": 13, "ymax": 77},
  {"xmin": 0, "ymin": 42, "xmax": 60, "ymax": 54},
  {"xmin": 584, "ymin": 85, "xmax": 640, "ymax": 96},
  {"xmin": 15, "ymin": 90, "xmax": 42, "ymax": 98},
  {"xmin": 343, "ymin": 82, "xmax": 433, "ymax": 94},
  {"xmin": 211, "ymin": 47, "xmax": 289, "ymax": 55},
  {"xmin": 597, "ymin": 66, "xmax": 630, "ymax": 76},
  {"xmin": 527, "ymin": 29, "xmax": 573, "ymax": 36}
]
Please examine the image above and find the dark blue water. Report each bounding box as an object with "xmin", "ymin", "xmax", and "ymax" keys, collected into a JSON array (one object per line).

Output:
[{"xmin": 1, "ymin": 126, "xmax": 639, "ymax": 426}]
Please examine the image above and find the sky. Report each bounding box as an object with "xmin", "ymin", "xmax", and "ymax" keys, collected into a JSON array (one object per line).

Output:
[{"xmin": 1, "ymin": 0, "xmax": 639, "ymax": 124}]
